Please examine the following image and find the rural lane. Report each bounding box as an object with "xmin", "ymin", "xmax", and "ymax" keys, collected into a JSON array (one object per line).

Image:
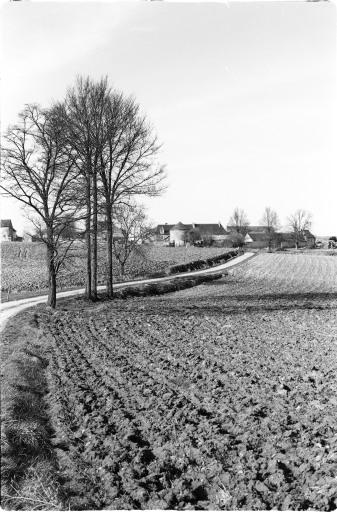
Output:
[{"xmin": 0, "ymin": 252, "xmax": 254, "ymax": 332}]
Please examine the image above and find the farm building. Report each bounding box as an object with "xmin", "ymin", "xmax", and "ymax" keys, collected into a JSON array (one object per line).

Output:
[
  {"xmin": 328, "ymin": 237, "xmax": 337, "ymax": 249},
  {"xmin": 244, "ymin": 232, "xmax": 273, "ymax": 248},
  {"xmin": 153, "ymin": 222, "xmax": 228, "ymax": 246},
  {"xmin": 0, "ymin": 219, "xmax": 17, "ymax": 241},
  {"xmin": 276, "ymin": 231, "xmax": 316, "ymax": 249},
  {"xmin": 227, "ymin": 225, "xmax": 316, "ymax": 249},
  {"xmin": 153, "ymin": 224, "xmax": 175, "ymax": 244},
  {"xmin": 302, "ymin": 230, "xmax": 316, "ymax": 248},
  {"xmin": 153, "ymin": 222, "xmax": 316, "ymax": 249}
]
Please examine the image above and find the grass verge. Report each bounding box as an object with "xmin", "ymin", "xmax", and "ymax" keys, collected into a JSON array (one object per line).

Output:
[{"xmin": 1, "ymin": 310, "xmax": 64, "ymax": 510}]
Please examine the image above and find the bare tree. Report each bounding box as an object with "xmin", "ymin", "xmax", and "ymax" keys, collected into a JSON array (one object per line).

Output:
[
  {"xmin": 61, "ymin": 76, "xmax": 110, "ymax": 300},
  {"xmin": 61, "ymin": 77, "xmax": 165, "ymax": 300},
  {"xmin": 288, "ymin": 209, "xmax": 312, "ymax": 249},
  {"xmin": 112, "ymin": 204, "xmax": 153, "ymax": 277},
  {"xmin": 99, "ymin": 89, "xmax": 166, "ymax": 297},
  {"xmin": 261, "ymin": 206, "xmax": 279, "ymax": 251},
  {"xmin": 1, "ymin": 105, "xmax": 80, "ymax": 308},
  {"xmin": 228, "ymin": 207, "xmax": 250, "ymax": 235}
]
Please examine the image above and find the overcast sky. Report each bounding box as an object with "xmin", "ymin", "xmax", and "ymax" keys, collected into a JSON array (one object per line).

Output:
[{"xmin": 1, "ymin": 1, "xmax": 336, "ymax": 235}]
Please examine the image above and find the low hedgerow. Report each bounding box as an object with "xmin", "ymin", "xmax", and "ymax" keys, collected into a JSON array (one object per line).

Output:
[
  {"xmin": 114, "ymin": 272, "xmax": 225, "ymax": 300},
  {"xmin": 168, "ymin": 250, "xmax": 239, "ymax": 275}
]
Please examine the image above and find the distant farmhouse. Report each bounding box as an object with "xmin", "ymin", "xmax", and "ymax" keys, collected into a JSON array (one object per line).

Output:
[
  {"xmin": 0, "ymin": 219, "xmax": 39, "ymax": 242},
  {"xmin": 227, "ymin": 225, "xmax": 315, "ymax": 249},
  {"xmin": 275, "ymin": 229, "xmax": 316, "ymax": 249},
  {"xmin": 154, "ymin": 222, "xmax": 316, "ymax": 249},
  {"xmin": 1, "ymin": 219, "xmax": 18, "ymax": 241},
  {"xmin": 227, "ymin": 225, "xmax": 316, "ymax": 249},
  {"xmin": 154, "ymin": 222, "xmax": 228, "ymax": 247}
]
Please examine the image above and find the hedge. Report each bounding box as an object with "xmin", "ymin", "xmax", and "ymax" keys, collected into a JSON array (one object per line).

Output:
[{"xmin": 168, "ymin": 250, "xmax": 239, "ymax": 275}]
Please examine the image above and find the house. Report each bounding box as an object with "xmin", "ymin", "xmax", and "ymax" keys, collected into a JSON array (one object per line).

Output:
[
  {"xmin": 275, "ymin": 231, "xmax": 316, "ymax": 249},
  {"xmin": 244, "ymin": 231, "xmax": 274, "ymax": 249},
  {"xmin": 302, "ymin": 230, "xmax": 316, "ymax": 248},
  {"xmin": 153, "ymin": 224, "xmax": 175, "ymax": 244},
  {"xmin": 222, "ymin": 233, "xmax": 245, "ymax": 248},
  {"xmin": 228, "ymin": 224, "xmax": 316, "ymax": 249},
  {"xmin": 0, "ymin": 219, "xmax": 17, "ymax": 241},
  {"xmin": 227, "ymin": 225, "xmax": 276, "ymax": 248},
  {"xmin": 170, "ymin": 222, "xmax": 228, "ymax": 247},
  {"xmin": 153, "ymin": 222, "xmax": 228, "ymax": 247},
  {"xmin": 328, "ymin": 237, "xmax": 337, "ymax": 249}
]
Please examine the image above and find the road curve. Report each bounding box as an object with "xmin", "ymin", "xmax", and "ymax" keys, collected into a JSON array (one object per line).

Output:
[{"xmin": 0, "ymin": 252, "xmax": 254, "ymax": 332}]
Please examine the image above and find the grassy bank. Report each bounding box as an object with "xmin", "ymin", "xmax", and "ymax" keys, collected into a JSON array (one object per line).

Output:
[{"xmin": 0, "ymin": 311, "xmax": 64, "ymax": 510}]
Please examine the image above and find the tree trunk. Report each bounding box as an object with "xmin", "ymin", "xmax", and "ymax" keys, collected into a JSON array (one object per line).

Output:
[
  {"xmin": 105, "ymin": 206, "xmax": 113, "ymax": 298},
  {"xmin": 85, "ymin": 175, "xmax": 92, "ymax": 299},
  {"xmin": 120, "ymin": 261, "xmax": 125, "ymax": 277},
  {"xmin": 47, "ymin": 245, "xmax": 57, "ymax": 309},
  {"xmin": 91, "ymin": 169, "xmax": 98, "ymax": 300}
]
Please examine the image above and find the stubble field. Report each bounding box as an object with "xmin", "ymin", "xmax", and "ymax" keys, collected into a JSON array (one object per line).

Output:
[{"xmin": 38, "ymin": 253, "xmax": 337, "ymax": 510}]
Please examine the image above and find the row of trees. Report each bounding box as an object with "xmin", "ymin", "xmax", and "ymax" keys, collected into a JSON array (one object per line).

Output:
[
  {"xmin": 1, "ymin": 76, "xmax": 166, "ymax": 307},
  {"xmin": 228, "ymin": 207, "xmax": 313, "ymax": 250}
]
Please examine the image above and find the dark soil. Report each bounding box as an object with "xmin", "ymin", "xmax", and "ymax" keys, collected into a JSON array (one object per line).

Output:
[{"xmin": 39, "ymin": 278, "xmax": 337, "ymax": 510}]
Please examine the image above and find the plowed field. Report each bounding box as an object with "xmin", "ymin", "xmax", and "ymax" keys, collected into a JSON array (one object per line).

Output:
[{"xmin": 43, "ymin": 253, "xmax": 337, "ymax": 510}]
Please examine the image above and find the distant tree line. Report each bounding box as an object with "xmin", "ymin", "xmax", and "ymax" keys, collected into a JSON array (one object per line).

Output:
[{"xmin": 1, "ymin": 76, "xmax": 166, "ymax": 308}]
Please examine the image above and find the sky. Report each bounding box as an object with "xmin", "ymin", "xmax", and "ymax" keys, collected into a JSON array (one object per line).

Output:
[{"xmin": 1, "ymin": 0, "xmax": 336, "ymax": 235}]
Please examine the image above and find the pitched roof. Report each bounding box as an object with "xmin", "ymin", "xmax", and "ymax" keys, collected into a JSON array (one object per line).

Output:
[
  {"xmin": 0, "ymin": 219, "xmax": 15, "ymax": 230},
  {"xmin": 156, "ymin": 224, "xmax": 174, "ymax": 235},
  {"xmin": 193, "ymin": 223, "xmax": 227, "ymax": 236},
  {"xmin": 248, "ymin": 232, "xmax": 271, "ymax": 242},
  {"xmin": 226, "ymin": 225, "xmax": 250, "ymax": 234},
  {"xmin": 157, "ymin": 222, "xmax": 228, "ymax": 236},
  {"xmin": 169, "ymin": 223, "xmax": 227, "ymax": 235},
  {"xmin": 302, "ymin": 230, "xmax": 315, "ymax": 239},
  {"xmin": 277, "ymin": 232, "xmax": 306, "ymax": 242},
  {"xmin": 227, "ymin": 225, "xmax": 275, "ymax": 234}
]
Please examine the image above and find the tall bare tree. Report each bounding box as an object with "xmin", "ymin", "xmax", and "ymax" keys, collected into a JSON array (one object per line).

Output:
[
  {"xmin": 288, "ymin": 209, "xmax": 312, "ymax": 249},
  {"xmin": 1, "ymin": 105, "xmax": 80, "ymax": 308},
  {"xmin": 228, "ymin": 207, "xmax": 250, "ymax": 235},
  {"xmin": 261, "ymin": 206, "xmax": 279, "ymax": 251},
  {"xmin": 98, "ymin": 89, "xmax": 165, "ymax": 297},
  {"xmin": 61, "ymin": 76, "xmax": 110, "ymax": 300}
]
